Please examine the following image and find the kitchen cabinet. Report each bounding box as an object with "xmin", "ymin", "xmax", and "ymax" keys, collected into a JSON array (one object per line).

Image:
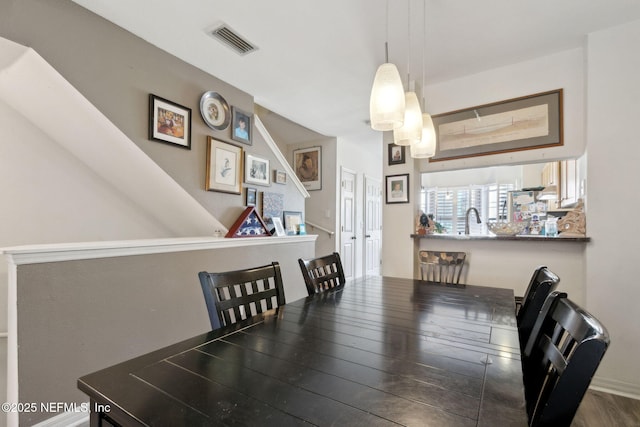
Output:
[{"xmin": 541, "ymin": 162, "xmax": 560, "ymax": 209}]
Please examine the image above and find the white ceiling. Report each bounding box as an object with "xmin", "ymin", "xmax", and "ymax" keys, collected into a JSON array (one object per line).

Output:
[{"xmin": 71, "ymin": 0, "xmax": 640, "ymax": 146}]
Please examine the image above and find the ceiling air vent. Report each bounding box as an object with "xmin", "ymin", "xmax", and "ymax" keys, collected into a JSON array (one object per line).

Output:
[{"xmin": 208, "ymin": 24, "xmax": 258, "ymax": 56}]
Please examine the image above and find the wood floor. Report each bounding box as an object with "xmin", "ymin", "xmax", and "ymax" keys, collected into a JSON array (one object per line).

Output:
[{"xmin": 573, "ymin": 389, "xmax": 640, "ymax": 426}]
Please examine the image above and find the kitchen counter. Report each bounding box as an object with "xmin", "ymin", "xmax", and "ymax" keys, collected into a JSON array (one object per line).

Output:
[{"xmin": 411, "ymin": 233, "xmax": 590, "ymax": 242}]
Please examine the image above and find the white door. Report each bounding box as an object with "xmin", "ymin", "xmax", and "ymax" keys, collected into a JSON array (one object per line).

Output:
[
  {"xmin": 340, "ymin": 168, "xmax": 357, "ymax": 280},
  {"xmin": 364, "ymin": 175, "xmax": 382, "ymax": 276}
]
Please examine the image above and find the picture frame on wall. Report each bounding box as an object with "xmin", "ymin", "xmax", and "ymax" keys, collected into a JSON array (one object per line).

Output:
[
  {"xmin": 430, "ymin": 89, "xmax": 563, "ymax": 162},
  {"xmin": 388, "ymin": 143, "xmax": 405, "ymax": 165},
  {"xmin": 385, "ymin": 173, "xmax": 410, "ymax": 204},
  {"xmin": 274, "ymin": 169, "xmax": 287, "ymax": 185},
  {"xmin": 245, "ymin": 153, "xmax": 270, "ymax": 186},
  {"xmin": 231, "ymin": 106, "xmax": 252, "ymax": 145},
  {"xmin": 205, "ymin": 137, "xmax": 242, "ymax": 195},
  {"xmin": 293, "ymin": 146, "xmax": 322, "ymax": 191},
  {"xmin": 149, "ymin": 94, "xmax": 191, "ymax": 149},
  {"xmin": 245, "ymin": 187, "xmax": 257, "ymax": 206}
]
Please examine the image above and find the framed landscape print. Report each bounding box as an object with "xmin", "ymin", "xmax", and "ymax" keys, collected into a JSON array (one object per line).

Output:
[
  {"xmin": 149, "ymin": 94, "xmax": 191, "ymax": 149},
  {"xmin": 430, "ymin": 89, "xmax": 563, "ymax": 162},
  {"xmin": 385, "ymin": 174, "xmax": 410, "ymax": 204},
  {"xmin": 293, "ymin": 146, "xmax": 321, "ymax": 190},
  {"xmin": 206, "ymin": 137, "xmax": 242, "ymax": 194}
]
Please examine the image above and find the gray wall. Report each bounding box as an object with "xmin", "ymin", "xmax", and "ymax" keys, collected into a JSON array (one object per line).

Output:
[
  {"xmin": 16, "ymin": 240, "xmax": 314, "ymax": 425},
  {"xmin": 0, "ymin": 0, "xmax": 305, "ymax": 229}
]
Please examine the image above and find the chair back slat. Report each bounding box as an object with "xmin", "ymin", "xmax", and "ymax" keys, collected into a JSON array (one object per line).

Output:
[
  {"xmin": 418, "ymin": 251, "xmax": 466, "ymax": 285},
  {"xmin": 522, "ymin": 291, "xmax": 610, "ymax": 427},
  {"xmin": 517, "ymin": 266, "xmax": 560, "ymax": 349},
  {"xmin": 298, "ymin": 252, "xmax": 346, "ymax": 296},
  {"xmin": 198, "ymin": 262, "xmax": 285, "ymax": 330}
]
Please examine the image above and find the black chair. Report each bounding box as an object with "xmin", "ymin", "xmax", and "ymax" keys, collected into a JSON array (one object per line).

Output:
[
  {"xmin": 298, "ymin": 252, "xmax": 346, "ymax": 296},
  {"xmin": 522, "ymin": 291, "xmax": 610, "ymax": 427},
  {"xmin": 198, "ymin": 262, "xmax": 286, "ymax": 330},
  {"xmin": 517, "ymin": 266, "xmax": 560, "ymax": 350}
]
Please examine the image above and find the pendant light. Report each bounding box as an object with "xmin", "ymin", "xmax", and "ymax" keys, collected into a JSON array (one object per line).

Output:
[
  {"xmin": 369, "ymin": 1, "xmax": 405, "ymax": 131},
  {"xmin": 393, "ymin": 0, "xmax": 423, "ymax": 146},
  {"xmin": 410, "ymin": 0, "xmax": 437, "ymax": 158}
]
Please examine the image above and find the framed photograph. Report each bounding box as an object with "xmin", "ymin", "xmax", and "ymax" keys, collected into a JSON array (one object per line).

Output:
[
  {"xmin": 274, "ymin": 169, "xmax": 287, "ymax": 185},
  {"xmin": 388, "ymin": 143, "xmax": 405, "ymax": 165},
  {"xmin": 293, "ymin": 146, "xmax": 322, "ymax": 191},
  {"xmin": 245, "ymin": 187, "xmax": 257, "ymax": 206},
  {"xmin": 245, "ymin": 153, "xmax": 270, "ymax": 186},
  {"xmin": 205, "ymin": 137, "xmax": 242, "ymax": 194},
  {"xmin": 271, "ymin": 217, "xmax": 286, "ymax": 236},
  {"xmin": 199, "ymin": 91, "xmax": 230, "ymax": 131},
  {"xmin": 149, "ymin": 94, "xmax": 191, "ymax": 149},
  {"xmin": 385, "ymin": 174, "xmax": 410, "ymax": 204},
  {"xmin": 431, "ymin": 89, "xmax": 563, "ymax": 162},
  {"xmin": 231, "ymin": 106, "xmax": 252, "ymax": 145},
  {"xmin": 283, "ymin": 211, "xmax": 303, "ymax": 235}
]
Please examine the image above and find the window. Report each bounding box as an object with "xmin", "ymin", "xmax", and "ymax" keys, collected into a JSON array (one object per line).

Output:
[{"xmin": 421, "ymin": 182, "xmax": 515, "ymax": 235}]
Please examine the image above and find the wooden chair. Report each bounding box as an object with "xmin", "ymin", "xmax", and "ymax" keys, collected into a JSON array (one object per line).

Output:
[
  {"xmin": 198, "ymin": 262, "xmax": 286, "ymax": 330},
  {"xmin": 516, "ymin": 266, "xmax": 560, "ymax": 350},
  {"xmin": 418, "ymin": 251, "xmax": 466, "ymax": 285},
  {"xmin": 522, "ymin": 291, "xmax": 610, "ymax": 427},
  {"xmin": 298, "ymin": 252, "xmax": 346, "ymax": 296}
]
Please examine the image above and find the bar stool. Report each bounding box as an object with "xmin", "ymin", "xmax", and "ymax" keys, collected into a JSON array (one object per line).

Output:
[{"xmin": 418, "ymin": 250, "xmax": 466, "ymax": 285}]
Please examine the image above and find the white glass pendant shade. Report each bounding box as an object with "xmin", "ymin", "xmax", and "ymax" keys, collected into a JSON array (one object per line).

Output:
[
  {"xmin": 393, "ymin": 92, "xmax": 423, "ymax": 146},
  {"xmin": 411, "ymin": 113, "xmax": 437, "ymax": 158},
  {"xmin": 369, "ymin": 63, "xmax": 406, "ymax": 131}
]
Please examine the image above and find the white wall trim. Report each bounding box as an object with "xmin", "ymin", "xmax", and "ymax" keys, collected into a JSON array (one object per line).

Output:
[
  {"xmin": 1, "ymin": 235, "xmax": 317, "ymax": 266},
  {"xmin": 590, "ymin": 376, "xmax": 640, "ymax": 400},
  {"xmin": 31, "ymin": 411, "xmax": 88, "ymax": 427},
  {"xmin": 254, "ymin": 115, "xmax": 310, "ymax": 199}
]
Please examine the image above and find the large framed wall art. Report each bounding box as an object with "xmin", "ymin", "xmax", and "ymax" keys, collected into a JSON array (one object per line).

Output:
[{"xmin": 430, "ymin": 89, "xmax": 563, "ymax": 162}]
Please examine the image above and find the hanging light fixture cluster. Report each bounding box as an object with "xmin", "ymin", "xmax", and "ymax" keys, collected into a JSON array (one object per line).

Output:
[{"xmin": 369, "ymin": 0, "xmax": 436, "ymax": 159}]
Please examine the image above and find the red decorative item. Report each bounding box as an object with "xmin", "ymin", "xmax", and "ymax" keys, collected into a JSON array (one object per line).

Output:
[{"xmin": 225, "ymin": 207, "xmax": 271, "ymax": 238}]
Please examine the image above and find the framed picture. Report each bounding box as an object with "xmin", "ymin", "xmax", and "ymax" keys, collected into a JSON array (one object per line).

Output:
[
  {"xmin": 271, "ymin": 217, "xmax": 286, "ymax": 236},
  {"xmin": 231, "ymin": 106, "xmax": 252, "ymax": 145},
  {"xmin": 385, "ymin": 174, "xmax": 410, "ymax": 204},
  {"xmin": 245, "ymin": 153, "xmax": 270, "ymax": 186},
  {"xmin": 431, "ymin": 89, "xmax": 563, "ymax": 162},
  {"xmin": 283, "ymin": 211, "xmax": 303, "ymax": 235},
  {"xmin": 293, "ymin": 146, "xmax": 322, "ymax": 191},
  {"xmin": 261, "ymin": 192, "xmax": 284, "ymax": 221},
  {"xmin": 199, "ymin": 91, "xmax": 230, "ymax": 131},
  {"xmin": 388, "ymin": 143, "xmax": 405, "ymax": 165},
  {"xmin": 149, "ymin": 94, "xmax": 191, "ymax": 149},
  {"xmin": 245, "ymin": 187, "xmax": 257, "ymax": 206},
  {"xmin": 274, "ymin": 169, "xmax": 287, "ymax": 185},
  {"xmin": 205, "ymin": 137, "xmax": 242, "ymax": 194}
]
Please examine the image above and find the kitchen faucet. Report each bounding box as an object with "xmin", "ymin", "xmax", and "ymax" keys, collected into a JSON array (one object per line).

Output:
[{"xmin": 465, "ymin": 207, "xmax": 481, "ymax": 234}]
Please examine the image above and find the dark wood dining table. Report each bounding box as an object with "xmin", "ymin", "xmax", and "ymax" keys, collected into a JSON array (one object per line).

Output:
[{"xmin": 78, "ymin": 276, "xmax": 527, "ymax": 426}]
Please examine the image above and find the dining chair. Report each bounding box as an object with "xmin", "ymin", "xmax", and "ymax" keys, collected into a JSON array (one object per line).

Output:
[
  {"xmin": 522, "ymin": 291, "xmax": 610, "ymax": 427},
  {"xmin": 298, "ymin": 252, "xmax": 346, "ymax": 296},
  {"xmin": 418, "ymin": 250, "xmax": 466, "ymax": 285},
  {"xmin": 198, "ymin": 262, "xmax": 286, "ymax": 330},
  {"xmin": 516, "ymin": 266, "xmax": 560, "ymax": 350}
]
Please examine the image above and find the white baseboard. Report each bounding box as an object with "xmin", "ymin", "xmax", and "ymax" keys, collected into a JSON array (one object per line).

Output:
[
  {"xmin": 31, "ymin": 411, "xmax": 89, "ymax": 427},
  {"xmin": 590, "ymin": 375, "xmax": 640, "ymax": 400}
]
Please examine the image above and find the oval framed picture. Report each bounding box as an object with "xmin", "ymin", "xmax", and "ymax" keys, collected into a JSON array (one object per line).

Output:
[{"xmin": 200, "ymin": 91, "xmax": 230, "ymax": 131}]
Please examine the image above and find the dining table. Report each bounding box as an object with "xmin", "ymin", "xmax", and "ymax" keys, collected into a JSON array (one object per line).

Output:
[{"xmin": 78, "ymin": 276, "xmax": 527, "ymax": 426}]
